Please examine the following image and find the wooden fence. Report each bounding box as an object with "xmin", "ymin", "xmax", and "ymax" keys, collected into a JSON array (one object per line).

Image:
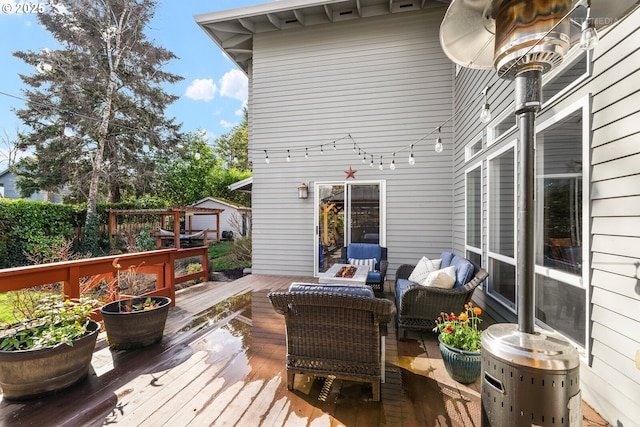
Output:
[{"xmin": 0, "ymin": 247, "xmax": 209, "ymax": 320}]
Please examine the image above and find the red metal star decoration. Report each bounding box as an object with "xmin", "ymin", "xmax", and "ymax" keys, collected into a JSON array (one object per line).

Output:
[{"xmin": 345, "ymin": 166, "xmax": 357, "ymax": 179}]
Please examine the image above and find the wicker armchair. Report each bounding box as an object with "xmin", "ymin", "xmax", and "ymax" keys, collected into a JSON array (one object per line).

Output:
[
  {"xmin": 268, "ymin": 285, "xmax": 394, "ymax": 401},
  {"xmin": 395, "ymin": 256, "xmax": 488, "ymax": 339}
]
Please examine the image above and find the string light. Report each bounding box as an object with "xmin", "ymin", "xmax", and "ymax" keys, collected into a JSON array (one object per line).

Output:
[
  {"xmin": 63, "ymin": 111, "xmax": 75, "ymax": 137},
  {"xmin": 333, "ymin": 141, "xmax": 336, "ymax": 150},
  {"xmin": 286, "ymin": 149, "xmax": 291, "ymax": 162},
  {"xmin": 233, "ymin": 152, "xmax": 238, "ymax": 163},
  {"xmin": 264, "ymin": 150, "xmax": 270, "ymax": 163},
  {"xmin": 434, "ymin": 127, "xmax": 443, "ymax": 153},
  {"xmin": 194, "ymin": 150, "xmax": 201, "ymax": 160},
  {"xmin": 479, "ymin": 86, "xmax": 491, "ymax": 123},
  {"xmin": 580, "ymin": 0, "xmax": 599, "ymax": 50},
  {"xmin": 369, "ymin": 155, "xmax": 374, "ymax": 168},
  {"xmin": 378, "ymin": 155, "xmax": 383, "ymax": 171},
  {"xmin": 409, "ymin": 144, "xmax": 415, "ymax": 165},
  {"xmin": 390, "ymin": 152, "xmax": 396, "ymax": 170},
  {"xmin": 320, "ymin": 145, "xmax": 324, "ymax": 154},
  {"xmin": 305, "ymin": 147, "xmax": 309, "ymax": 159}
]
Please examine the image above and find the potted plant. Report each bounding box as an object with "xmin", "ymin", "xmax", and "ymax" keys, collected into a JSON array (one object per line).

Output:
[
  {"xmin": 0, "ymin": 294, "xmax": 99, "ymax": 400},
  {"xmin": 433, "ymin": 301, "xmax": 483, "ymax": 384},
  {"xmin": 100, "ymin": 296, "xmax": 171, "ymax": 350}
]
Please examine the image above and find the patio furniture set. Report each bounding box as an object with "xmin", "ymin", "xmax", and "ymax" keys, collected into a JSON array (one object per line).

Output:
[{"xmin": 268, "ymin": 244, "xmax": 489, "ymax": 401}]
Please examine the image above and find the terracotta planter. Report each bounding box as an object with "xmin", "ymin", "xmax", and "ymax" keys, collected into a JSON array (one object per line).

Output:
[
  {"xmin": 438, "ymin": 335, "xmax": 481, "ymax": 384},
  {"xmin": 0, "ymin": 320, "xmax": 99, "ymax": 400},
  {"xmin": 100, "ymin": 296, "xmax": 171, "ymax": 350}
]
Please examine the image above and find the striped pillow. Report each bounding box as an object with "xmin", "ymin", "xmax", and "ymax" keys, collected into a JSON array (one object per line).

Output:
[{"xmin": 349, "ymin": 258, "xmax": 377, "ymax": 272}]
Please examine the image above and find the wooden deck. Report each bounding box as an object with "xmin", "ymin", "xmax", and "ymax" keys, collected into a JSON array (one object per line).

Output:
[{"xmin": 0, "ymin": 274, "xmax": 609, "ymax": 426}]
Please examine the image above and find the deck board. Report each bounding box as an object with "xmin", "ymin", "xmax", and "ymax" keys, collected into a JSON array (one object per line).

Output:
[{"xmin": 0, "ymin": 274, "xmax": 610, "ymax": 426}]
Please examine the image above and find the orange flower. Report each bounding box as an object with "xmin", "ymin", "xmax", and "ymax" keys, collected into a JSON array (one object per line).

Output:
[
  {"xmin": 473, "ymin": 307, "xmax": 482, "ymax": 315},
  {"xmin": 459, "ymin": 312, "xmax": 469, "ymax": 321}
]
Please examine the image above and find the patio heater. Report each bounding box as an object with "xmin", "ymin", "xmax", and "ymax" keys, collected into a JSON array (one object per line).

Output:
[{"xmin": 440, "ymin": 0, "xmax": 638, "ymax": 425}]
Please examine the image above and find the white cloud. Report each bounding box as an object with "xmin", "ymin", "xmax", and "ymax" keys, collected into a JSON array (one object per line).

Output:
[
  {"xmin": 219, "ymin": 69, "xmax": 248, "ymax": 102},
  {"xmin": 219, "ymin": 120, "xmax": 235, "ymax": 129},
  {"xmin": 185, "ymin": 78, "xmax": 217, "ymax": 102}
]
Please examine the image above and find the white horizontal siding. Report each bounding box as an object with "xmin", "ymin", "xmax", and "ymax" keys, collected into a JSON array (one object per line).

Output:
[
  {"xmin": 451, "ymin": 5, "xmax": 640, "ymax": 426},
  {"xmin": 249, "ymin": 7, "xmax": 453, "ymax": 277}
]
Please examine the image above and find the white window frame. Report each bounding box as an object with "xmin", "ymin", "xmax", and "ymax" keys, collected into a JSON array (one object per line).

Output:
[
  {"xmin": 486, "ymin": 140, "xmax": 518, "ymax": 312},
  {"xmin": 486, "ymin": 102, "xmax": 516, "ymax": 146},
  {"xmin": 534, "ymin": 95, "xmax": 591, "ymax": 355},
  {"xmin": 541, "ymin": 47, "xmax": 592, "ymax": 108},
  {"xmin": 465, "ymin": 132, "xmax": 484, "ymax": 163},
  {"xmin": 465, "ymin": 161, "xmax": 483, "ymax": 273}
]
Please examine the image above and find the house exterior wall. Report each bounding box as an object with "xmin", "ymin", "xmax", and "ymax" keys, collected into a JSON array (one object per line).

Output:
[
  {"xmin": 451, "ymin": 7, "xmax": 640, "ymax": 426},
  {"xmin": 0, "ymin": 169, "xmax": 56, "ymax": 201},
  {"xmin": 249, "ymin": 7, "xmax": 454, "ymax": 277}
]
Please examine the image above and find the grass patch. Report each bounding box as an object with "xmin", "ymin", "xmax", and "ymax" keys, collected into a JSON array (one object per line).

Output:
[{"xmin": 208, "ymin": 241, "xmax": 233, "ymax": 259}]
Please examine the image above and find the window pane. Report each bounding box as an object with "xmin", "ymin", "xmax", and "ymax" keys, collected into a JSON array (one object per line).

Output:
[
  {"xmin": 466, "ymin": 167, "xmax": 481, "ymax": 248},
  {"xmin": 536, "ymin": 274, "xmax": 585, "ymax": 346},
  {"xmin": 488, "ymin": 258, "xmax": 515, "ymax": 306},
  {"xmin": 536, "ymin": 110, "xmax": 582, "ymax": 276},
  {"xmin": 489, "ymin": 148, "xmax": 514, "ymax": 257},
  {"xmin": 466, "ymin": 250, "xmax": 481, "ymax": 267}
]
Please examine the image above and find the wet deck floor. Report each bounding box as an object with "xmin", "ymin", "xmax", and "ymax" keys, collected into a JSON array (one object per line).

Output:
[{"xmin": 0, "ymin": 274, "xmax": 610, "ymax": 426}]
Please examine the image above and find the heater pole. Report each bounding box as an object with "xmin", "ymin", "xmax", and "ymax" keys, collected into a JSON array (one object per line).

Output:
[{"xmin": 514, "ymin": 67, "xmax": 541, "ymax": 335}]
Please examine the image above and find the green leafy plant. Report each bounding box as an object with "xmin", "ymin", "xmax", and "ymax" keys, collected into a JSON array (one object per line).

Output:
[
  {"xmin": 0, "ymin": 294, "xmax": 98, "ymax": 351},
  {"xmin": 433, "ymin": 301, "xmax": 483, "ymax": 353},
  {"xmin": 121, "ymin": 297, "xmax": 161, "ymax": 313}
]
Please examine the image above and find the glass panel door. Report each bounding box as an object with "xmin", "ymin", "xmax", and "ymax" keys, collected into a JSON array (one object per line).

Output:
[{"xmin": 315, "ymin": 182, "xmax": 382, "ymax": 275}]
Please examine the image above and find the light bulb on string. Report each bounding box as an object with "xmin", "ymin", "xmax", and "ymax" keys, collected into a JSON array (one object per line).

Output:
[
  {"xmin": 408, "ymin": 144, "xmax": 415, "ymax": 165},
  {"xmin": 264, "ymin": 150, "xmax": 270, "ymax": 163},
  {"xmin": 580, "ymin": 1, "xmax": 599, "ymax": 50},
  {"xmin": 320, "ymin": 145, "xmax": 324, "ymax": 154},
  {"xmin": 353, "ymin": 142, "xmax": 357, "ymax": 152},
  {"xmin": 434, "ymin": 127, "xmax": 443, "ymax": 153},
  {"xmin": 369, "ymin": 155, "xmax": 374, "ymax": 168},
  {"xmin": 194, "ymin": 150, "xmax": 201, "ymax": 160},
  {"xmin": 479, "ymin": 87, "xmax": 491, "ymax": 123},
  {"xmin": 287, "ymin": 149, "xmax": 291, "ymax": 162},
  {"xmin": 333, "ymin": 141, "xmax": 336, "ymax": 150},
  {"xmin": 305, "ymin": 148, "xmax": 309, "ymax": 159},
  {"xmin": 378, "ymin": 155, "xmax": 383, "ymax": 171},
  {"xmin": 389, "ymin": 152, "xmax": 396, "ymax": 170},
  {"xmin": 233, "ymin": 152, "xmax": 238, "ymax": 164},
  {"xmin": 362, "ymin": 152, "xmax": 367, "ymax": 163},
  {"xmin": 63, "ymin": 122, "xmax": 75, "ymax": 138}
]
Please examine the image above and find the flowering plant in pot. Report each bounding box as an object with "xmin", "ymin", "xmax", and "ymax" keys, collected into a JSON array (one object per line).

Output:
[
  {"xmin": 433, "ymin": 301, "xmax": 483, "ymax": 383},
  {"xmin": 0, "ymin": 294, "xmax": 100, "ymax": 400}
]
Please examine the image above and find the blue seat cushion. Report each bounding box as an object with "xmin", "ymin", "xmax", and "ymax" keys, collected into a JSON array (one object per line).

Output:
[
  {"xmin": 289, "ymin": 282, "xmax": 375, "ymax": 298},
  {"xmin": 367, "ymin": 271, "xmax": 382, "ymax": 284},
  {"xmin": 347, "ymin": 243, "xmax": 382, "ymax": 269},
  {"xmin": 395, "ymin": 278, "xmax": 417, "ymax": 299},
  {"xmin": 440, "ymin": 252, "xmax": 474, "ymax": 288}
]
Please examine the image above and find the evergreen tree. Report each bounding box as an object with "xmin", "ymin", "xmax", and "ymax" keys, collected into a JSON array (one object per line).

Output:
[{"xmin": 13, "ymin": 0, "xmax": 183, "ymax": 247}]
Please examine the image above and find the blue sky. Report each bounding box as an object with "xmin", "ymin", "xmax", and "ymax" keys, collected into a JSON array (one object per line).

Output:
[{"xmin": 0, "ymin": 0, "xmax": 265, "ymax": 167}]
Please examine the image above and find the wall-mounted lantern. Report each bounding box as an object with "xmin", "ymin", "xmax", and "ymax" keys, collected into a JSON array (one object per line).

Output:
[{"xmin": 297, "ymin": 182, "xmax": 309, "ymax": 199}]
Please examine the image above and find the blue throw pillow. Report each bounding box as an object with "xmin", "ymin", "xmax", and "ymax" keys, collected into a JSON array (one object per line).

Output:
[{"xmin": 440, "ymin": 251, "xmax": 454, "ymax": 268}]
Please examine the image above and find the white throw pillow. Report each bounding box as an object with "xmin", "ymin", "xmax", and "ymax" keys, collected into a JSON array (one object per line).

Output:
[
  {"xmin": 349, "ymin": 258, "xmax": 376, "ymax": 272},
  {"xmin": 408, "ymin": 257, "xmax": 442, "ymax": 283},
  {"xmin": 422, "ymin": 265, "xmax": 456, "ymax": 289}
]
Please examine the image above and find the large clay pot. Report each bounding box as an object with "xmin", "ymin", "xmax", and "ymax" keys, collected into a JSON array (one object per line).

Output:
[
  {"xmin": 438, "ymin": 335, "xmax": 482, "ymax": 384},
  {"xmin": 100, "ymin": 296, "xmax": 171, "ymax": 350},
  {"xmin": 0, "ymin": 320, "xmax": 99, "ymax": 400}
]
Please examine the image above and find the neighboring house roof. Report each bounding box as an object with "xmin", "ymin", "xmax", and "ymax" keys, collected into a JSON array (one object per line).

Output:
[
  {"xmin": 191, "ymin": 197, "xmax": 249, "ymax": 210},
  {"xmin": 195, "ymin": 0, "xmax": 449, "ymax": 73},
  {"xmin": 228, "ymin": 176, "xmax": 253, "ymax": 193}
]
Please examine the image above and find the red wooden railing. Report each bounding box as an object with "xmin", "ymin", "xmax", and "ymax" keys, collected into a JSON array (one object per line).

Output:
[{"xmin": 0, "ymin": 247, "xmax": 209, "ymax": 319}]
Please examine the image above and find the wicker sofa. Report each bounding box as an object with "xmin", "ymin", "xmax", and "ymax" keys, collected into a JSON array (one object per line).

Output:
[
  {"xmin": 394, "ymin": 252, "xmax": 488, "ymax": 338},
  {"xmin": 268, "ymin": 283, "xmax": 394, "ymax": 401}
]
